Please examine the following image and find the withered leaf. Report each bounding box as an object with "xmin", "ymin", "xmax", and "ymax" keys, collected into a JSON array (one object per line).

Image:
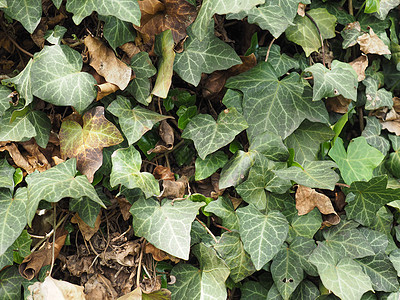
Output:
[
  {"xmin": 295, "ymin": 185, "xmax": 337, "ymax": 216},
  {"xmin": 349, "ymin": 55, "xmax": 368, "ymax": 82},
  {"xmin": 159, "ymin": 176, "xmax": 188, "ymax": 199},
  {"xmin": 153, "ymin": 165, "xmax": 175, "ymax": 181},
  {"xmin": 145, "ymin": 242, "xmax": 180, "ymax": 263},
  {"xmin": 71, "ymin": 211, "xmax": 101, "ymax": 240},
  {"xmin": 28, "ymin": 276, "xmax": 85, "ymax": 300},
  {"xmin": 59, "ymin": 106, "xmax": 123, "ymax": 182},
  {"xmin": 326, "ymin": 95, "xmax": 352, "ymax": 114},
  {"xmin": 357, "ymin": 28, "xmax": 391, "ymax": 55},
  {"xmin": 84, "ymin": 35, "xmax": 133, "ymax": 90}
]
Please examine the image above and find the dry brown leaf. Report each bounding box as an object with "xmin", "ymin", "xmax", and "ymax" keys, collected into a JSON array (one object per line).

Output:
[
  {"xmin": 21, "ymin": 140, "xmax": 50, "ymax": 172},
  {"xmin": 120, "ymin": 42, "xmax": 141, "ymax": 63},
  {"xmin": 135, "ymin": 0, "xmax": 197, "ymax": 43},
  {"xmin": 97, "ymin": 82, "xmax": 120, "ymax": 100},
  {"xmin": 28, "ymin": 276, "xmax": 85, "ymax": 300},
  {"xmin": 117, "ymin": 197, "xmax": 132, "ymax": 221},
  {"xmin": 71, "ymin": 212, "xmax": 101, "ymax": 241},
  {"xmin": 147, "ymin": 120, "xmax": 175, "ymax": 154},
  {"xmin": 349, "ymin": 55, "xmax": 368, "ymax": 82},
  {"xmin": 19, "ymin": 228, "xmax": 68, "ymax": 280},
  {"xmin": 381, "ymin": 120, "xmax": 400, "ymax": 135},
  {"xmin": 84, "ymin": 35, "xmax": 132, "ymax": 90},
  {"xmin": 0, "ymin": 34, "xmax": 13, "ymax": 53},
  {"xmin": 31, "ymin": 18, "xmax": 47, "ymax": 48},
  {"xmin": 295, "ymin": 185, "xmax": 337, "ymax": 216},
  {"xmin": 159, "ymin": 176, "xmax": 188, "ymax": 199},
  {"xmin": 153, "ymin": 165, "xmax": 175, "ymax": 180},
  {"xmin": 145, "ymin": 243, "xmax": 180, "ymax": 263},
  {"xmin": 85, "ymin": 274, "xmax": 118, "ymax": 300},
  {"xmin": 322, "ymin": 213, "xmax": 341, "ymax": 227},
  {"xmin": 112, "ymin": 241, "xmax": 141, "ymax": 267},
  {"xmin": 297, "ymin": 3, "xmax": 306, "ymax": 16},
  {"xmin": 65, "ymin": 255, "xmax": 96, "ymax": 277},
  {"xmin": 325, "ymin": 95, "xmax": 352, "ymax": 114},
  {"xmin": 0, "ymin": 143, "xmax": 35, "ymax": 173},
  {"xmin": 117, "ymin": 286, "xmax": 142, "ymax": 300},
  {"xmin": 333, "ymin": 189, "xmax": 346, "ymax": 211},
  {"xmin": 357, "ymin": 28, "xmax": 391, "ymax": 55}
]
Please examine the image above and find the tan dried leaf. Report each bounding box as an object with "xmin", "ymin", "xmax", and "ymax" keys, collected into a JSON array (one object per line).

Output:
[
  {"xmin": 97, "ymin": 82, "xmax": 120, "ymax": 100},
  {"xmin": 381, "ymin": 120, "xmax": 400, "ymax": 135},
  {"xmin": 295, "ymin": 185, "xmax": 336, "ymax": 215},
  {"xmin": 357, "ymin": 28, "xmax": 391, "ymax": 55},
  {"xmin": 145, "ymin": 243, "xmax": 180, "ymax": 263},
  {"xmin": 159, "ymin": 120, "xmax": 174, "ymax": 147},
  {"xmin": 349, "ymin": 55, "xmax": 368, "ymax": 81},
  {"xmin": 71, "ymin": 212, "xmax": 101, "ymax": 241},
  {"xmin": 159, "ymin": 176, "xmax": 188, "ymax": 199},
  {"xmin": 28, "ymin": 276, "xmax": 85, "ymax": 300},
  {"xmin": 153, "ymin": 165, "xmax": 175, "ymax": 180},
  {"xmin": 297, "ymin": 3, "xmax": 306, "ymax": 16},
  {"xmin": 117, "ymin": 197, "xmax": 132, "ymax": 221},
  {"xmin": 84, "ymin": 35, "xmax": 132, "ymax": 90},
  {"xmin": 326, "ymin": 95, "xmax": 352, "ymax": 114},
  {"xmin": 0, "ymin": 143, "xmax": 34, "ymax": 173}
]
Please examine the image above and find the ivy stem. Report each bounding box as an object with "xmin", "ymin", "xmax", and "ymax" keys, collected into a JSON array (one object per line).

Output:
[
  {"xmin": 305, "ymin": 12, "xmax": 326, "ymax": 67},
  {"xmin": 348, "ymin": 0, "xmax": 354, "ymax": 15},
  {"xmin": 265, "ymin": 37, "xmax": 276, "ymax": 63},
  {"xmin": 136, "ymin": 238, "xmax": 145, "ymax": 288},
  {"xmin": 196, "ymin": 217, "xmax": 218, "ymax": 244},
  {"xmin": 49, "ymin": 203, "xmax": 57, "ymax": 277},
  {"xmin": 336, "ymin": 182, "xmax": 351, "ymax": 188}
]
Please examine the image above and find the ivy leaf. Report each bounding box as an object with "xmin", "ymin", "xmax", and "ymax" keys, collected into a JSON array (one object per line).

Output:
[
  {"xmin": 355, "ymin": 253, "xmax": 399, "ymax": 292},
  {"xmin": 249, "ymin": 131, "xmax": 289, "ymax": 162},
  {"xmin": 192, "ymin": 0, "xmax": 264, "ymax": 41},
  {"xmin": 363, "ymin": 76, "xmax": 393, "ymax": 110},
  {"xmin": 346, "ymin": 176, "xmax": 400, "ymax": 226},
  {"xmin": 359, "ymin": 227, "xmax": 389, "ymax": 254},
  {"xmin": 386, "ymin": 134, "xmax": 400, "ymax": 178},
  {"xmin": 174, "ymin": 22, "xmax": 242, "ymax": 86},
  {"xmin": 31, "ymin": 45, "xmax": 97, "ymax": 113},
  {"xmin": 329, "ymin": 137, "xmax": 384, "ymax": 185},
  {"xmin": 309, "ymin": 242, "xmax": 373, "ymax": 300},
  {"xmin": 376, "ymin": 0, "xmax": 400, "ymax": 19},
  {"xmin": 290, "ymin": 280, "xmax": 320, "ymax": 300},
  {"xmin": 240, "ymin": 281, "xmax": 269, "ymax": 299},
  {"xmin": 0, "ymin": 159, "xmax": 14, "ymax": 191},
  {"xmin": 28, "ymin": 111, "xmax": 51, "ymax": 148},
  {"xmin": 372, "ymin": 207, "xmax": 397, "ymax": 254},
  {"xmin": 26, "ymin": 159, "xmax": 105, "ymax": 225},
  {"xmin": 130, "ymin": 198, "xmax": 203, "ymax": 260},
  {"xmin": 2, "ymin": 59, "xmax": 33, "ymax": 109},
  {"xmin": 110, "ymin": 145, "xmax": 160, "ymax": 198},
  {"xmin": 237, "ymin": 205, "xmax": 289, "ymax": 270},
  {"xmin": 0, "ymin": 109, "xmax": 36, "ymax": 142},
  {"xmin": 305, "ymin": 60, "xmax": 358, "ymax": 101},
  {"xmin": 226, "ymin": 62, "xmax": 328, "ymax": 140},
  {"xmin": 0, "ymin": 266, "xmax": 23, "ymax": 300},
  {"xmin": 127, "ymin": 52, "xmax": 157, "ymax": 106},
  {"xmin": 182, "ymin": 107, "xmax": 248, "ymax": 160},
  {"xmin": 284, "ymin": 120, "xmax": 335, "ymax": 165},
  {"xmin": 60, "ymin": 106, "xmax": 123, "ymax": 182},
  {"xmin": 286, "ymin": 8, "xmax": 336, "ymax": 56},
  {"xmin": 214, "ymin": 231, "xmax": 256, "ymax": 283},
  {"xmin": 2, "ymin": 0, "xmax": 41, "ymax": 33},
  {"xmin": 0, "ymin": 188, "xmax": 27, "ymax": 256},
  {"xmin": 107, "ymin": 96, "xmax": 169, "ymax": 145},
  {"xmin": 362, "ymin": 116, "xmax": 390, "ymax": 155},
  {"xmin": 289, "ymin": 208, "xmax": 322, "ymax": 241},
  {"xmin": 204, "ymin": 196, "xmax": 239, "ymax": 231},
  {"xmin": 0, "ymin": 85, "xmax": 11, "ymax": 117},
  {"xmin": 271, "ymin": 237, "xmax": 316, "ymax": 299},
  {"xmin": 268, "ymin": 44, "xmax": 300, "ymax": 76},
  {"xmin": 66, "ymin": 0, "xmax": 141, "ymax": 26},
  {"xmin": 274, "ymin": 161, "xmax": 339, "ymax": 190},
  {"xmin": 195, "ymin": 151, "xmax": 228, "ymax": 181},
  {"xmin": 219, "ymin": 150, "xmax": 256, "ymax": 189},
  {"xmin": 99, "ymin": 15, "xmax": 136, "ymax": 51},
  {"xmin": 70, "ymin": 196, "xmax": 101, "ymax": 228},
  {"xmin": 170, "ymin": 243, "xmax": 230, "ymax": 299}
]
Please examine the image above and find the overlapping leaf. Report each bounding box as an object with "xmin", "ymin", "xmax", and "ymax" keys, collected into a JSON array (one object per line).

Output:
[
  {"xmin": 329, "ymin": 137, "xmax": 384, "ymax": 185},
  {"xmin": 268, "ymin": 44, "xmax": 300, "ymax": 76},
  {"xmin": 386, "ymin": 134, "xmax": 400, "ymax": 178},
  {"xmin": 60, "ymin": 106, "xmax": 123, "ymax": 182},
  {"xmin": 195, "ymin": 151, "xmax": 228, "ymax": 181},
  {"xmin": 110, "ymin": 145, "xmax": 160, "ymax": 198},
  {"xmin": 237, "ymin": 205, "xmax": 289, "ymax": 270},
  {"xmin": 0, "ymin": 85, "xmax": 11, "ymax": 116},
  {"xmin": 0, "ymin": 266, "xmax": 23, "ymax": 300},
  {"xmin": 30, "ymin": 45, "xmax": 97, "ymax": 113},
  {"xmin": 25, "ymin": 159, "xmax": 105, "ymax": 225},
  {"xmin": 0, "ymin": 159, "xmax": 14, "ymax": 191},
  {"xmin": 107, "ymin": 96, "xmax": 169, "ymax": 145},
  {"xmin": 182, "ymin": 107, "xmax": 248, "ymax": 159},
  {"xmin": 362, "ymin": 116, "xmax": 390, "ymax": 155},
  {"xmin": 70, "ymin": 196, "xmax": 101, "ymax": 228},
  {"xmin": 99, "ymin": 15, "xmax": 136, "ymax": 51},
  {"xmin": 2, "ymin": 0, "xmax": 41, "ymax": 33},
  {"xmin": 363, "ymin": 76, "xmax": 393, "ymax": 110},
  {"xmin": 204, "ymin": 196, "xmax": 239, "ymax": 231},
  {"xmin": 219, "ymin": 150, "xmax": 256, "ymax": 189},
  {"xmin": 174, "ymin": 22, "xmax": 242, "ymax": 86}
]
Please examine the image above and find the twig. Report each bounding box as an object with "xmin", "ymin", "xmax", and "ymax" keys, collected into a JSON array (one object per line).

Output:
[
  {"xmin": 152, "ymin": 139, "xmax": 185, "ymax": 161},
  {"xmin": 214, "ymin": 223, "xmax": 232, "ymax": 233},
  {"xmin": 136, "ymin": 238, "xmax": 146, "ymax": 288},
  {"xmin": 196, "ymin": 217, "xmax": 218, "ymax": 244},
  {"xmin": 348, "ymin": 0, "xmax": 354, "ymax": 16},
  {"xmin": 6, "ymin": 34, "xmax": 34, "ymax": 58},
  {"xmin": 336, "ymin": 182, "xmax": 350, "ymax": 188},
  {"xmin": 358, "ymin": 107, "xmax": 364, "ymax": 132},
  {"xmin": 31, "ymin": 214, "xmax": 68, "ymax": 253},
  {"xmin": 265, "ymin": 37, "xmax": 276, "ymax": 63},
  {"xmin": 305, "ymin": 12, "xmax": 325, "ymax": 67},
  {"xmin": 49, "ymin": 204, "xmax": 57, "ymax": 277}
]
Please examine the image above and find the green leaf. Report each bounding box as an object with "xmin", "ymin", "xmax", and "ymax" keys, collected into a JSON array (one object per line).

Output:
[
  {"xmin": 375, "ymin": 0, "xmax": 398, "ymax": 19},
  {"xmin": 346, "ymin": 176, "xmax": 400, "ymax": 226},
  {"xmin": 309, "ymin": 242, "xmax": 373, "ymax": 300},
  {"xmin": 99, "ymin": 15, "xmax": 136, "ymax": 51},
  {"xmin": 271, "ymin": 237, "xmax": 317, "ymax": 299},
  {"xmin": 11, "ymin": 229, "xmax": 31, "ymax": 264},
  {"xmin": 182, "ymin": 107, "xmax": 248, "ymax": 159},
  {"xmin": 285, "ymin": 120, "xmax": 335, "ymax": 165},
  {"xmin": 0, "ymin": 188, "xmax": 27, "ymax": 256},
  {"xmin": 323, "ymin": 219, "xmax": 375, "ymax": 259},
  {"xmin": 356, "ymin": 253, "xmax": 399, "ymax": 292},
  {"xmin": 174, "ymin": 22, "xmax": 242, "ymax": 86},
  {"xmin": 192, "ymin": 0, "xmax": 264, "ymax": 41},
  {"xmin": 241, "ymin": 281, "xmax": 269, "ymax": 300},
  {"xmin": 3, "ymin": 0, "xmax": 41, "ymax": 33},
  {"xmin": 0, "ymin": 159, "xmax": 14, "ymax": 191},
  {"xmin": 70, "ymin": 196, "xmax": 101, "ymax": 228},
  {"xmin": 219, "ymin": 150, "xmax": 255, "ymax": 189},
  {"xmin": 44, "ymin": 25, "xmax": 67, "ymax": 45},
  {"xmin": 152, "ymin": 30, "xmax": 175, "ymax": 99},
  {"xmin": 0, "ymin": 0, "xmax": 7, "ymax": 8},
  {"xmin": 341, "ymin": 22, "xmax": 363, "ymax": 49},
  {"xmin": 389, "ymin": 248, "xmax": 400, "ymax": 276},
  {"xmin": 52, "ymin": 0, "xmax": 62, "ymax": 9},
  {"xmin": 290, "ymin": 280, "xmax": 320, "ymax": 300},
  {"xmin": 329, "ymin": 137, "xmax": 384, "ymax": 185},
  {"xmin": 286, "ymin": 8, "xmax": 337, "ymax": 56},
  {"xmin": 31, "ymin": 45, "xmax": 97, "ymax": 113},
  {"xmin": 371, "ymin": 206, "xmax": 396, "ymax": 254},
  {"xmin": 0, "ymin": 109, "xmax": 36, "ymax": 142},
  {"xmin": 237, "ymin": 205, "xmax": 289, "ymax": 270},
  {"xmin": 222, "ymin": 89, "xmax": 243, "ymax": 114},
  {"xmin": 127, "ymin": 52, "xmax": 157, "ymax": 106},
  {"xmin": 0, "ymin": 85, "xmax": 11, "ymax": 116},
  {"xmin": 130, "ymin": 197, "xmax": 204, "ymax": 259},
  {"xmin": 170, "ymin": 243, "xmax": 230, "ymax": 299},
  {"xmin": 204, "ymin": 196, "xmax": 239, "ymax": 231},
  {"xmin": 274, "ymin": 161, "xmax": 339, "ymax": 190},
  {"xmin": 362, "ymin": 117, "xmax": 390, "ymax": 156},
  {"xmin": 365, "ymin": 0, "xmax": 380, "ymax": 13},
  {"xmin": 268, "ymin": 44, "xmax": 300, "ymax": 76},
  {"xmin": 107, "ymin": 96, "xmax": 169, "ymax": 145},
  {"xmin": 2, "ymin": 59, "xmax": 33, "ymax": 109},
  {"xmin": 0, "ymin": 265, "xmax": 23, "ymax": 300},
  {"xmin": 110, "ymin": 145, "xmax": 160, "ymax": 198},
  {"xmin": 359, "ymin": 227, "xmax": 388, "ymax": 254},
  {"xmin": 249, "ymin": 132, "xmax": 289, "ymax": 162},
  {"xmin": 28, "ymin": 110, "xmax": 51, "ymax": 148},
  {"xmin": 305, "ymin": 60, "xmax": 358, "ymax": 101},
  {"xmin": 195, "ymin": 151, "xmax": 228, "ymax": 181},
  {"xmin": 59, "ymin": 106, "xmax": 123, "ymax": 182},
  {"xmin": 226, "ymin": 62, "xmax": 328, "ymax": 140},
  {"xmin": 214, "ymin": 231, "xmax": 256, "ymax": 283},
  {"xmin": 26, "ymin": 159, "xmax": 105, "ymax": 225},
  {"xmin": 177, "ymin": 105, "xmax": 197, "ymax": 130},
  {"xmin": 386, "ymin": 135, "xmax": 400, "ymax": 178},
  {"xmin": 66, "ymin": 0, "xmax": 141, "ymax": 26},
  {"xmin": 289, "ymin": 208, "xmax": 322, "ymax": 241},
  {"xmin": 363, "ymin": 76, "xmax": 393, "ymax": 110}
]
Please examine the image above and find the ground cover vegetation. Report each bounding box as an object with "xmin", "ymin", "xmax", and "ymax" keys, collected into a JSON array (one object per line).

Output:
[{"xmin": 1, "ymin": 0, "xmax": 400, "ymax": 299}]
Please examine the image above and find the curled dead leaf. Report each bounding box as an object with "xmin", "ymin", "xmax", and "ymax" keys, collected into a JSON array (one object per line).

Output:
[
  {"xmin": 381, "ymin": 120, "xmax": 400, "ymax": 135},
  {"xmin": 28, "ymin": 276, "xmax": 85, "ymax": 300},
  {"xmin": 97, "ymin": 82, "xmax": 120, "ymax": 100},
  {"xmin": 295, "ymin": 185, "xmax": 337, "ymax": 216},
  {"xmin": 145, "ymin": 243, "xmax": 180, "ymax": 263},
  {"xmin": 153, "ymin": 165, "xmax": 175, "ymax": 180},
  {"xmin": 147, "ymin": 120, "xmax": 175, "ymax": 154},
  {"xmin": 159, "ymin": 176, "xmax": 188, "ymax": 199},
  {"xmin": 357, "ymin": 28, "xmax": 391, "ymax": 55},
  {"xmin": 349, "ymin": 55, "xmax": 368, "ymax": 82},
  {"xmin": 71, "ymin": 212, "xmax": 101, "ymax": 241},
  {"xmin": 85, "ymin": 273, "xmax": 118, "ymax": 300},
  {"xmin": 117, "ymin": 197, "xmax": 132, "ymax": 221},
  {"xmin": 325, "ymin": 95, "xmax": 352, "ymax": 114},
  {"xmin": 0, "ymin": 143, "xmax": 35, "ymax": 173}
]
